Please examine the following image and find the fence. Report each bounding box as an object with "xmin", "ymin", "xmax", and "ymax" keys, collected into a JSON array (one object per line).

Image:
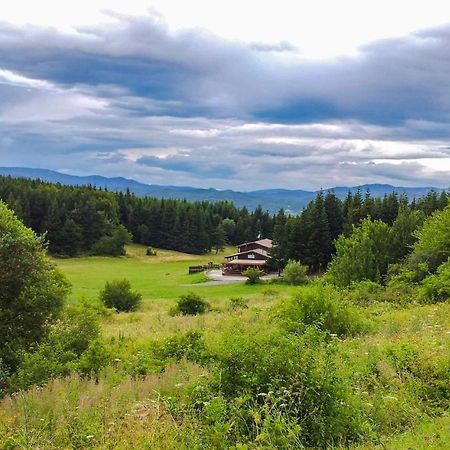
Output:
[{"xmin": 188, "ymin": 263, "xmax": 221, "ymax": 274}]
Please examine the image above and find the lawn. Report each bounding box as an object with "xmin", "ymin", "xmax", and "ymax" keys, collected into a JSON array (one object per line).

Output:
[
  {"xmin": 55, "ymin": 244, "xmax": 295, "ymax": 303},
  {"xmin": 54, "ymin": 244, "xmax": 297, "ymax": 339}
]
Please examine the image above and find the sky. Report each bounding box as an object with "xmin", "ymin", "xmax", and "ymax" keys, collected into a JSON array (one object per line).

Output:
[{"xmin": 1, "ymin": 0, "xmax": 450, "ymax": 190}]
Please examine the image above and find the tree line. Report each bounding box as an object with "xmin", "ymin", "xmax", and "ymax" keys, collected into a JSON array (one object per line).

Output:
[
  {"xmin": 270, "ymin": 189, "xmax": 449, "ymax": 273},
  {"xmin": 0, "ymin": 176, "xmax": 273, "ymax": 256},
  {"xmin": 0, "ymin": 176, "xmax": 447, "ymax": 264}
]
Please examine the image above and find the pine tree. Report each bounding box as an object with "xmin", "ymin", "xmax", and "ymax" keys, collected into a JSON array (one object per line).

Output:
[{"xmin": 269, "ymin": 209, "xmax": 289, "ymax": 273}]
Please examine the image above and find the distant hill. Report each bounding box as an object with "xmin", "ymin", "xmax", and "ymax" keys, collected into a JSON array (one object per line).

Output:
[{"xmin": 0, "ymin": 167, "xmax": 444, "ymax": 214}]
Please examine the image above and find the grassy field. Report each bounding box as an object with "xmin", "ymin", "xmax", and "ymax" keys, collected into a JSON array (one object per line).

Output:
[
  {"xmin": 54, "ymin": 244, "xmax": 297, "ymax": 339},
  {"xmin": 55, "ymin": 244, "xmax": 294, "ymax": 302},
  {"xmin": 1, "ymin": 244, "xmax": 448, "ymax": 448}
]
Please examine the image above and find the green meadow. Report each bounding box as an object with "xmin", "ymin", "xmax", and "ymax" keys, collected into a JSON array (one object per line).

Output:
[
  {"xmin": 56, "ymin": 243, "xmax": 296, "ymax": 301},
  {"xmin": 54, "ymin": 244, "xmax": 297, "ymax": 340},
  {"xmin": 2, "ymin": 242, "xmax": 449, "ymax": 449}
]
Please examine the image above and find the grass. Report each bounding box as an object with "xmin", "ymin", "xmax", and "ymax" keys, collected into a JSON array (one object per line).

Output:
[
  {"xmin": 54, "ymin": 243, "xmax": 296, "ymax": 305},
  {"xmin": 1, "ymin": 289, "xmax": 448, "ymax": 448},
  {"xmin": 54, "ymin": 244, "xmax": 296, "ymax": 339},
  {"xmin": 2, "ymin": 245, "xmax": 448, "ymax": 448}
]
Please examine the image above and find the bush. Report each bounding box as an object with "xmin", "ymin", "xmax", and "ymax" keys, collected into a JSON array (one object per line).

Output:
[
  {"xmin": 281, "ymin": 284, "xmax": 366, "ymax": 337},
  {"xmin": 408, "ymin": 205, "xmax": 450, "ymax": 278},
  {"xmin": 100, "ymin": 279, "xmax": 142, "ymax": 312},
  {"xmin": 10, "ymin": 301, "xmax": 103, "ymax": 390},
  {"xmin": 242, "ymin": 268, "xmax": 264, "ymax": 284},
  {"xmin": 91, "ymin": 224, "xmax": 132, "ymax": 256},
  {"xmin": 419, "ymin": 260, "xmax": 450, "ymax": 303},
  {"xmin": 283, "ymin": 260, "xmax": 308, "ymax": 285},
  {"xmin": 200, "ymin": 324, "xmax": 365, "ymax": 447},
  {"xmin": 172, "ymin": 292, "xmax": 210, "ymax": 316},
  {"xmin": 228, "ymin": 297, "xmax": 248, "ymax": 311},
  {"xmin": 346, "ymin": 280, "xmax": 384, "ymax": 305},
  {"xmin": 146, "ymin": 246, "xmax": 157, "ymax": 256},
  {"xmin": 154, "ymin": 331, "xmax": 206, "ymax": 364},
  {"xmin": 327, "ymin": 218, "xmax": 393, "ymax": 287}
]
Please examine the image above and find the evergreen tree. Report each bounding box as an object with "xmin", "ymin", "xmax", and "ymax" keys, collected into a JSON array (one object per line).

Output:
[
  {"xmin": 211, "ymin": 224, "xmax": 227, "ymax": 254},
  {"xmin": 303, "ymin": 192, "xmax": 332, "ymax": 272},
  {"xmin": 269, "ymin": 209, "xmax": 289, "ymax": 273},
  {"xmin": 324, "ymin": 191, "xmax": 344, "ymax": 243}
]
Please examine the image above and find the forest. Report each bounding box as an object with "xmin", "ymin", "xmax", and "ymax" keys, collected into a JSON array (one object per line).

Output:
[{"xmin": 0, "ymin": 175, "xmax": 448, "ymax": 271}]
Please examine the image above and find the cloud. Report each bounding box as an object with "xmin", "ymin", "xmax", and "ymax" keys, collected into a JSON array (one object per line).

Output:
[
  {"xmin": 137, "ymin": 154, "xmax": 235, "ymax": 179},
  {"xmin": 0, "ymin": 15, "xmax": 449, "ymax": 189},
  {"xmin": 1, "ymin": 17, "xmax": 450, "ymax": 124}
]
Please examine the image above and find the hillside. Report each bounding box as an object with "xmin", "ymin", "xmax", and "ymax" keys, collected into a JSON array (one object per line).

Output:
[{"xmin": 0, "ymin": 167, "xmax": 444, "ymax": 213}]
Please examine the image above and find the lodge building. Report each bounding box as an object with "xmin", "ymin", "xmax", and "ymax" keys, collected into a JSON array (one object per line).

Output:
[{"xmin": 222, "ymin": 238, "xmax": 273, "ymax": 275}]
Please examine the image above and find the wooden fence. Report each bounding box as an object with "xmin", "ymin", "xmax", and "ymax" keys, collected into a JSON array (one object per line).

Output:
[{"xmin": 188, "ymin": 263, "xmax": 221, "ymax": 274}]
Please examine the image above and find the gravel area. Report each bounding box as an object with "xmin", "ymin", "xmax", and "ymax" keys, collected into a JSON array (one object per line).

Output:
[{"xmin": 181, "ymin": 269, "xmax": 279, "ymax": 286}]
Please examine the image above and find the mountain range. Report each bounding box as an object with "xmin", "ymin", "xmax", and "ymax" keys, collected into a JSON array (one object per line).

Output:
[{"xmin": 0, "ymin": 167, "xmax": 445, "ymax": 214}]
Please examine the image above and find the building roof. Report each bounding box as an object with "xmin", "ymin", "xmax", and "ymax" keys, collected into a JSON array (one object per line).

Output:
[
  {"xmin": 225, "ymin": 248, "xmax": 268, "ymax": 259},
  {"xmin": 224, "ymin": 259, "xmax": 266, "ymax": 266},
  {"xmin": 237, "ymin": 238, "xmax": 273, "ymax": 249}
]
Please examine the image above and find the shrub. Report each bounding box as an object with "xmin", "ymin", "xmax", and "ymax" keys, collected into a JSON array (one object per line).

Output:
[
  {"xmin": 228, "ymin": 297, "xmax": 248, "ymax": 311},
  {"xmin": 281, "ymin": 284, "xmax": 366, "ymax": 337},
  {"xmin": 242, "ymin": 268, "xmax": 264, "ymax": 284},
  {"xmin": 201, "ymin": 324, "xmax": 365, "ymax": 447},
  {"xmin": 346, "ymin": 280, "xmax": 383, "ymax": 305},
  {"xmin": 154, "ymin": 331, "xmax": 206, "ymax": 364},
  {"xmin": 283, "ymin": 260, "xmax": 308, "ymax": 285},
  {"xmin": 327, "ymin": 218, "xmax": 393, "ymax": 287},
  {"xmin": 408, "ymin": 204, "xmax": 450, "ymax": 278},
  {"xmin": 419, "ymin": 260, "xmax": 450, "ymax": 303},
  {"xmin": 100, "ymin": 279, "xmax": 142, "ymax": 312},
  {"xmin": 10, "ymin": 302, "xmax": 102, "ymax": 390},
  {"xmin": 146, "ymin": 246, "xmax": 157, "ymax": 256},
  {"xmin": 173, "ymin": 292, "xmax": 210, "ymax": 316},
  {"xmin": 78, "ymin": 339, "xmax": 111, "ymax": 378},
  {"xmin": 91, "ymin": 224, "xmax": 132, "ymax": 256}
]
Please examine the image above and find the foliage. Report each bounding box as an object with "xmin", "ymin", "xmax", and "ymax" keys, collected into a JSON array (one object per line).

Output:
[
  {"xmin": 9, "ymin": 302, "xmax": 104, "ymax": 390},
  {"xmin": 242, "ymin": 268, "xmax": 264, "ymax": 284},
  {"xmin": 100, "ymin": 279, "xmax": 142, "ymax": 312},
  {"xmin": 0, "ymin": 176, "xmax": 274, "ymax": 256},
  {"xmin": 390, "ymin": 207, "xmax": 423, "ymax": 261},
  {"xmin": 408, "ymin": 204, "xmax": 450, "ymax": 278},
  {"xmin": 146, "ymin": 246, "xmax": 157, "ymax": 256},
  {"xmin": 228, "ymin": 297, "xmax": 248, "ymax": 311},
  {"xmin": 154, "ymin": 331, "xmax": 207, "ymax": 365},
  {"xmin": 283, "ymin": 259, "xmax": 308, "ymax": 285},
  {"xmin": 200, "ymin": 324, "xmax": 365, "ymax": 447},
  {"xmin": 211, "ymin": 224, "xmax": 226, "ymax": 254},
  {"xmin": 91, "ymin": 224, "xmax": 132, "ymax": 256},
  {"xmin": 327, "ymin": 218, "xmax": 393, "ymax": 287},
  {"xmin": 172, "ymin": 292, "xmax": 211, "ymax": 316},
  {"xmin": 268, "ymin": 209, "xmax": 288, "ymax": 273},
  {"xmin": 345, "ymin": 280, "xmax": 384, "ymax": 305},
  {"xmin": 419, "ymin": 260, "xmax": 450, "ymax": 303},
  {"xmin": 280, "ymin": 284, "xmax": 366, "ymax": 337},
  {"xmin": 0, "ymin": 201, "xmax": 69, "ymax": 374}
]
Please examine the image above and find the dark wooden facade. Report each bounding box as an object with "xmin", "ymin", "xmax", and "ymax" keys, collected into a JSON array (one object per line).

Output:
[{"xmin": 223, "ymin": 239, "xmax": 273, "ymax": 275}]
